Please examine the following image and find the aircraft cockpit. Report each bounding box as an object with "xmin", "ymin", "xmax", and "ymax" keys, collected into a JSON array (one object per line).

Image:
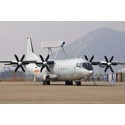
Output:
[{"xmin": 76, "ymin": 62, "xmax": 93, "ymax": 71}]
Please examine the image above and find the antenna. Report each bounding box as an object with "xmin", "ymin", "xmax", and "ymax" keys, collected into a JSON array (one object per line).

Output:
[{"xmin": 41, "ymin": 41, "xmax": 68, "ymax": 60}]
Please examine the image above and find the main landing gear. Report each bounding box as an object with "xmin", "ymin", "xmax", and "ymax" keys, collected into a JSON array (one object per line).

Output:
[
  {"xmin": 43, "ymin": 76, "xmax": 50, "ymax": 85},
  {"xmin": 65, "ymin": 81, "xmax": 73, "ymax": 85},
  {"xmin": 42, "ymin": 77, "xmax": 81, "ymax": 86},
  {"xmin": 43, "ymin": 80, "xmax": 50, "ymax": 85},
  {"xmin": 75, "ymin": 81, "xmax": 81, "ymax": 86},
  {"xmin": 65, "ymin": 80, "xmax": 81, "ymax": 86}
]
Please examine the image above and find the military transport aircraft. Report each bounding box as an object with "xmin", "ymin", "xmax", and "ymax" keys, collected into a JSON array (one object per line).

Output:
[{"xmin": 0, "ymin": 37, "xmax": 125, "ymax": 86}]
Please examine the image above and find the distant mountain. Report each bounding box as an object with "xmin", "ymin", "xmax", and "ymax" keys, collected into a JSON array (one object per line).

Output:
[
  {"xmin": 57, "ymin": 27, "xmax": 125, "ymax": 60},
  {"xmin": 56, "ymin": 27, "xmax": 125, "ymax": 73}
]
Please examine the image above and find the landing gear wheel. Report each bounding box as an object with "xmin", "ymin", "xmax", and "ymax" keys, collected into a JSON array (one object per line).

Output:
[
  {"xmin": 46, "ymin": 81, "xmax": 50, "ymax": 85},
  {"xmin": 43, "ymin": 80, "xmax": 50, "ymax": 85},
  {"xmin": 65, "ymin": 81, "xmax": 73, "ymax": 85},
  {"xmin": 75, "ymin": 81, "xmax": 81, "ymax": 86},
  {"xmin": 79, "ymin": 81, "xmax": 81, "ymax": 86},
  {"xmin": 43, "ymin": 76, "xmax": 50, "ymax": 85},
  {"xmin": 70, "ymin": 81, "xmax": 73, "ymax": 85},
  {"xmin": 43, "ymin": 81, "xmax": 45, "ymax": 85}
]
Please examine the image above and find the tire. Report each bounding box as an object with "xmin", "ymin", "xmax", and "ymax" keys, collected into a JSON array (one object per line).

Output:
[
  {"xmin": 65, "ymin": 81, "xmax": 69, "ymax": 85},
  {"xmin": 69, "ymin": 81, "xmax": 73, "ymax": 85},
  {"xmin": 43, "ymin": 80, "xmax": 50, "ymax": 85},
  {"xmin": 47, "ymin": 81, "xmax": 50, "ymax": 85},
  {"xmin": 75, "ymin": 81, "xmax": 78, "ymax": 86},
  {"xmin": 65, "ymin": 81, "xmax": 73, "ymax": 85},
  {"xmin": 79, "ymin": 81, "xmax": 81, "ymax": 86},
  {"xmin": 75, "ymin": 81, "xmax": 81, "ymax": 86},
  {"xmin": 43, "ymin": 81, "xmax": 45, "ymax": 85}
]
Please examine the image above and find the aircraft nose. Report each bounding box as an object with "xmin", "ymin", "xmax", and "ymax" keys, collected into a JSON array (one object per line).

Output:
[
  {"xmin": 88, "ymin": 70, "xmax": 94, "ymax": 75},
  {"xmin": 82, "ymin": 70, "xmax": 94, "ymax": 77}
]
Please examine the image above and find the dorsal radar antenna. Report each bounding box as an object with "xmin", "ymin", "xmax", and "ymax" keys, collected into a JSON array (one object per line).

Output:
[{"xmin": 41, "ymin": 41, "xmax": 68, "ymax": 60}]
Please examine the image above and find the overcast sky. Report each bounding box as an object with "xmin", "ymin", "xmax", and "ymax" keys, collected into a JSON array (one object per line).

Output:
[{"xmin": 0, "ymin": 21, "xmax": 125, "ymax": 60}]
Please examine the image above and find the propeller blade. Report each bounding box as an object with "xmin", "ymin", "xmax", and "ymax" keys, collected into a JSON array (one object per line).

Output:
[
  {"xmin": 20, "ymin": 54, "xmax": 25, "ymax": 61},
  {"xmin": 84, "ymin": 55, "xmax": 88, "ymax": 61},
  {"xmin": 40, "ymin": 66, "xmax": 45, "ymax": 72},
  {"xmin": 21, "ymin": 66, "xmax": 25, "ymax": 72},
  {"xmin": 14, "ymin": 55, "xmax": 19, "ymax": 62},
  {"xmin": 39, "ymin": 55, "xmax": 51, "ymax": 72},
  {"xmin": 109, "ymin": 56, "xmax": 114, "ymax": 62},
  {"xmin": 45, "ymin": 55, "xmax": 50, "ymax": 62},
  {"xmin": 13, "ymin": 55, "xmax": 27, "ymax": 72},
  {"xmin": 90, "ymin": 55, "xmax": 94, "ymax": 62},
  {"xmin": 110, "ymin": 66, "xmax": 114, "ymax": 73},
  {"xmin": 39, "ymin": 55, "xmax": 44, "ymax": 62},
  {"xmin": 104, "ymin": 66, "xmax": 109, "ymax": 72},
  {"xmin": 15, "ymin": 65, "xmax": 20, "ymax": 72},
  {"xmin": 104, "ymin": 56, "xmax": 115, "ymax": 73},
  {"xmin": 104, "ymin": 56, "xmax": 108, "ymax": 63},
  {"xmin": 46, "ymin": 65, "xmax": 50, "ymax": 72}
]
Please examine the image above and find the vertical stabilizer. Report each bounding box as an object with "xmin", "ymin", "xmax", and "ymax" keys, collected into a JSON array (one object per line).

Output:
[{"xmin": 26, "ymin": 37, "xmax": 39, "ymax": 60}]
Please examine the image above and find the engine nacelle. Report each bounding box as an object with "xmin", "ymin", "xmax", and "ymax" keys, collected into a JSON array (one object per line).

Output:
[
  {"xmin": 42, "ymin": 74, "xmax": 57, "ymax": 81},
  {"xmin": 11, "ymin": 60, "xmax": 18, "ymax": 67},
  {"xmin": 36, "ymin": 61, "xmax": 43, "ymax": 67},
  {"xmin": 42, "ymin": 75, "xmax": 50, "ymax": 81},
  {"xmin": 99, "ymin": 61, "xmax": 107, "ymax": 68}
]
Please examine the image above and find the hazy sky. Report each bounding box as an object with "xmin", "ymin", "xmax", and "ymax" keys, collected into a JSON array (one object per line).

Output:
[{"xmin": 0, "ymin": 21, "xmax": 125, "ymax": 60}]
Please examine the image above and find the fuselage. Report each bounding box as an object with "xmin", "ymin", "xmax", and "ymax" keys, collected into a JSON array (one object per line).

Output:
[{"xmin": 26, "ymin": 58, "xmax": 94, "ymax": 81}]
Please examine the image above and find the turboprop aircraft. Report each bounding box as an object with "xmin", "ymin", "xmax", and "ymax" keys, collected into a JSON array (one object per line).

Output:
[{"xmin": 0, "ymin": 37, "xmax": 125, "ymax": 86}]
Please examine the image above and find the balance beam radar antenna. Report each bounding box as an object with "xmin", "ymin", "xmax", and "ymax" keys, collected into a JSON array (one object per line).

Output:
[{"xmin": 41, "ymin": 41, "xmax": 68, "ymax": 60}]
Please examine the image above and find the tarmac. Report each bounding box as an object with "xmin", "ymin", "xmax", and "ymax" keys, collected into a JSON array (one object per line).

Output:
[{"xmin": 0, "ymin": 81, "xmax": 125, "ymax": 104}]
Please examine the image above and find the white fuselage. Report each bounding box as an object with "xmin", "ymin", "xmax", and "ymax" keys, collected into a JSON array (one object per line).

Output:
[{"xmin": 26, "ymin": 58, "xmax": 94, "ymax": 81}]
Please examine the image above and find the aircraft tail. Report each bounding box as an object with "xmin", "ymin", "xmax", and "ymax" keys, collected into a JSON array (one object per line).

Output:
[{"xmin": 26, "ymin": 37, "xmax": 39, "ymax": 60}]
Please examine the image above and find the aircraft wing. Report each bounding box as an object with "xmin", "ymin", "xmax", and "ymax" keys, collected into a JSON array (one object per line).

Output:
[
  {"xmin": 0, "ymin": 54, "xmax": 55, "ymax": 73},
  {"xmin": 91, "ymin": 61, "xmax": 100, "ymax": 65},
  {"xmin": 0, "ymin": 61, "xmax": 12, "ymax": 63},
  {"xmin": 91, "ymin": 61, "xmax": 125, "ymax": 66},
  {"xmin": 114, "ymin": 62, "xmax": 125, "ymax": 65},
  {"xmin": 0, "ymin": 60, "xmax": 37, "ymax": 65}
]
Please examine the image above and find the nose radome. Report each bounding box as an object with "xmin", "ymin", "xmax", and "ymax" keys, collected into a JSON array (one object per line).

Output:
[
  {"xmin": 88, "ymin": 70, "xmax": 94, "ymax": 75},
  {"xmin": 82, "ymin": 70, "xmax": 94, "ymax": 76}
]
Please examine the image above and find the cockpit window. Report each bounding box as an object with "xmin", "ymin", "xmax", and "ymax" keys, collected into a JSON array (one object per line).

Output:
[
  {"xmin": 76, "ymin": 63, "xmax": 82, "ymax": 68},
  {"xmin": 76, "ymin": 63, "xmax": 93, "ymax": 70}
]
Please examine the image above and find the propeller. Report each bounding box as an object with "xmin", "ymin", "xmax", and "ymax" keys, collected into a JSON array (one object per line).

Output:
[
  {"xmin": 36, "ymin": 55, "xmax": 51, "ymax": 72},
  {"xmin": 11, "ymin": 54, "xmax": 26, "ymax": 72},
  {"xmin": 84, "ymin": 55, "xmax": 94, "ymax": 63},
  {"xmin": 104, "ymin": 56, "xmax": 114, "ymax": 73}
]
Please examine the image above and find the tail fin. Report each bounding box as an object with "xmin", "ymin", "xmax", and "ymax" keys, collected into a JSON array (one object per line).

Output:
[{"xmin": 26, "ymin": 37, "xmax": 39, "ymax": 60}]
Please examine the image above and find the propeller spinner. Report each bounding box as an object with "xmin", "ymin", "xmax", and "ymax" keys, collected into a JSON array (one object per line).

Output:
[
  {"xmin": 104, "ymin": 56, "xmax": 114, "ymax": 73},
  {"xmin": 11, "ymin": 54, "xmax": 26, "ymax": 72},
  {"xmin": 36, "ymin": 55, "xmax": 53, "ymax": 72}
]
